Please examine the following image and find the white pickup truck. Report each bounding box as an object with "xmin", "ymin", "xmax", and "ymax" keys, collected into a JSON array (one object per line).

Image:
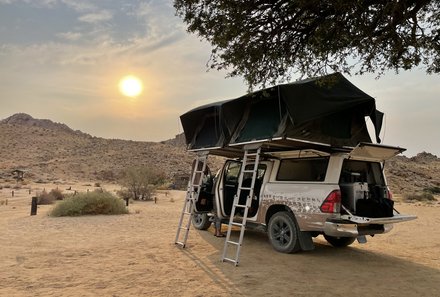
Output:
[{"xmin": 193, "ymin": 143, "xmax": 416, "ymax": 253}]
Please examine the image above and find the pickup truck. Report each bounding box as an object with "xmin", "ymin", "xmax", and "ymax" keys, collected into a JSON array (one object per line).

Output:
[{"xmin": 192, "ymin": 143, "xmax": 417, "ymax": 253}]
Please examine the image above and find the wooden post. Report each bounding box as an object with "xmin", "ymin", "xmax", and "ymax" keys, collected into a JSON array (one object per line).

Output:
[
  {"xmin": 125, "ymin": 198, "xmax": 129, "ymax": 206},
  {"xmin": 12, "ymin": 190, "xmax": 14, "ymax": 197},
  {"xmin": 30, "ymin": 197, "xmax": 38, "ymax": 215}
]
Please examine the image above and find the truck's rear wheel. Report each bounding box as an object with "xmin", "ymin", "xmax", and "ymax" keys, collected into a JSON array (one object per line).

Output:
[
  {"xmin": 268, "ymin": 211, "xmax": 301, "ymax": 253},
  {"xmin": 324, "ymin": 235, "xmax": 356, "ymax": 247},
  {"xmin": 192, "ymin": 213, "xmax": 212, "ymax": 230}
]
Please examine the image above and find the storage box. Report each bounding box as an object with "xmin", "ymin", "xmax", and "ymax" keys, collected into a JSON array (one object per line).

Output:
[{"xmin": 340, "ymin": 182, "xmax": 369, "ymax": 213}]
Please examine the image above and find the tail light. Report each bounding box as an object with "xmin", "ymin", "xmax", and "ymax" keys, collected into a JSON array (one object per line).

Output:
[
  {"xmin": 387, "ymin": 188, "xmax": 393, "ymax": 200},
  {"xmin": 320, "ymin": 190, "xmax": 341, "ymax": 213}
]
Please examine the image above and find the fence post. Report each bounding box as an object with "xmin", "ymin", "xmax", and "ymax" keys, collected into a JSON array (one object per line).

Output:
[
  {"xmin": 30, "ymin": 197, "xmax": 38, "ymax": 215},
  {"xmin": 125, "ymin": 198, "xmax": 129, "ymax": 206}
]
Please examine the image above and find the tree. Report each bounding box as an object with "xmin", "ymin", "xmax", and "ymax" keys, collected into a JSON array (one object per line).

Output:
[
  {"xmin": 120, "ymin": 167, "xmax": 167, "ymax": 200},
  {"xmin": 174, "ymin": 0, "xmax": 439, "ymax": 88}
]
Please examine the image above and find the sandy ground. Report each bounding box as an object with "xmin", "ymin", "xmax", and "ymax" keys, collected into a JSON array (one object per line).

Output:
[{"xmin": 0, "ymin": 185, "xmax": 439, "ymax": 297}]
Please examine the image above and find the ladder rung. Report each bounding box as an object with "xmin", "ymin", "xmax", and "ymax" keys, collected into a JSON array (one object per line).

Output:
[
  {"xmin": 232, "ymin": 222, "xmax": 243, "ymax": 227},
  {"xmin": 222, "ymin": 257, "xmax": 238, "ymax": 264},
  {"xmin": 234, "ymin": 203, "xmax": 247, "ymax": 208},
  {"xmin": 245, "ymin": 152, "xmax": 259, "ymax": 156},
  {"xmin": 239, "ymin": 187, "xmax": 252, "ymax": 190},
  {"xmin": 175, "ymin": 241, "xmax": 186, "ymax": 248},
  {"xmin": 183, "ymin": 211, "xmax": 192, "ymax": 215},
  {"xmin": 227, "ymin": 240, "xmax": 240, "ymax": 246},
  {"xmin": 242, "ymin": 169, "xmax": 255, "ymax": 173},
  {"xmin": 179, "ymin": 226, "xmax": 189, "ymax": 230}
]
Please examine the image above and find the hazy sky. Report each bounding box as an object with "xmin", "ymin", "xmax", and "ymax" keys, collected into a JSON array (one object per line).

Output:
[{"xmin": 0, "ymin": 0, "xmax": 439, "ymax": 157}]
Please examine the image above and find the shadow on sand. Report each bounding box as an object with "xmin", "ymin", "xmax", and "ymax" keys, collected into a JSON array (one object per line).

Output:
[{"xmin": 182, "ymin": 228, "xmax": 440, "ymax": 297}]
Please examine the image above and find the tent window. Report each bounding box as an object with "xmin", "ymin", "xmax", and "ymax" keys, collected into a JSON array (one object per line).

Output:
[
  {"xmin": 193, "ymin": 114, "xmax": 221, "ymax": 149},
  {"xmin": 277, "ymin": 157, "xmax": 329, "ymax": 182},
  {"xmin": 236, "ymin": 97, "xmax": 285, "ymax": 142}
]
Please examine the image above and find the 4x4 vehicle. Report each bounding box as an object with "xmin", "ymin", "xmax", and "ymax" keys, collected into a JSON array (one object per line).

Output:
[
  {"xmin": 178, "ymin": 73, "xmax": 417, "ymax": 254},
  {"xmin": 193, "ymin": 143, "xmax": 416, "ymax": 253}
]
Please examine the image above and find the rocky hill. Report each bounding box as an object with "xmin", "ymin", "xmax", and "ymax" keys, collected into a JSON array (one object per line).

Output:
[
  {"xmin": 0, "ymin": 113, "xmax": 439, "ymax": 195},
  {"xmin": 0, "ymin": 114, "xmax": 205, "ymax": 186},
  {"xmin": 385, "ymin": 152, "xmax": 440, "ymax": 195}
]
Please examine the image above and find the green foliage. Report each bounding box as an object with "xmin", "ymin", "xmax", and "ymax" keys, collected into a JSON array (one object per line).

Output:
[
  {"xmin": 119, "ymin": 167, "xmax": 167, "ymax": 201},
  {"xmin": 174, "ymin": 0, "xmax": 440, "ymax": 88},
  {"xmin": 403, "ymin": 192, "xmax": 437, "ymax": 202},
  {"xmin": 50, "ymin": 191, "xmax": 128, "ymax": 217}
]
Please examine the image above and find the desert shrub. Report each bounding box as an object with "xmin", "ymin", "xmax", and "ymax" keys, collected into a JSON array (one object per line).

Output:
[
  {"xmin": 116, "ymin": 188, "xmax": 132, "ymax": 200},
  {"xmin": 403, "ymin": 192, "xmax": 437, "ymax": 202},
  {"xmin": 3, "ymin": 184, "xmax": 11, "ymax": 189},
  {"xmin": 50, "ymin": 191, "xmax": 128, "ymax": 217},
  {"xmin": 37, "ymin": 190, "xmax": 56, "ymax": 205},
  {"xmin": 37, "ymin": 189, "xmax": 64, "ymax": 205},
  {"xmin": 94, "ymin": 182, "xmax": 101, "ymax": 187},
  {"xmin": 49, "ymin": 188, "xmax": 64, "ymax": 200},
  {"xmin": 119, "ymin": 166, "xmax": 167, "ymax": 201}
]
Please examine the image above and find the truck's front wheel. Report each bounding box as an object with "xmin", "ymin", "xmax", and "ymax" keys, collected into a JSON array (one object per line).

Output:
[
  {"xmin": 268, "ymin": 211, "xmax": 301, "ymax": 253},
  {"xmin": 192, "ymin": 213, "xmax": 212, "ymax": 230},
  {"xmin": 324, "ymin": 235, "xmax": 356, "ymax": 247}
]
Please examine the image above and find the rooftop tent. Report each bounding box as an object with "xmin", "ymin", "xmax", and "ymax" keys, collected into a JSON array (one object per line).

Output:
[
  {"xmin": 229, "ymin": 73, "xmax": 383, "ymax": 146},
  {"xmin": 180, "ymin": 73, "xmax": 383, "ymax": 152},
  {"xmin": 180, "ymin": 97, "xmax": 247, "ymax": 150}
]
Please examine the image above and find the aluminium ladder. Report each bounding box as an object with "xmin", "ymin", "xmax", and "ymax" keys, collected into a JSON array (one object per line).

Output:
[
  {"xmin": 221, "ymin": 147, "xmax": 261, "ymax": 266},
  {"xmin": 175, "ymin": 152, "xmax": 209, "ymax": 248}
]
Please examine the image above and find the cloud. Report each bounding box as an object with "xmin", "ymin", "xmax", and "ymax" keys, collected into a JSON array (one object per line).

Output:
[
  {"xmin": 78, "ymin": 10, "xmax": 113, "ymax": 23},
  {"xmin": 61, "ymin": 0, "xmax": 96, "ymax": 12},
  {"xmin": 57, "ymin": 31, "xmax": 82, "ymax": 41}
]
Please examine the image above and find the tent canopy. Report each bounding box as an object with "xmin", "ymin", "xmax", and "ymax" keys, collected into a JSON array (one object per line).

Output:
[{"xmin": 180, "ymin": 73, "xmax": 383, "ymax": 156}]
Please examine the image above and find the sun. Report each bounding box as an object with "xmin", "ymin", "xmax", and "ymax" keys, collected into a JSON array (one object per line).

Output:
[{"xmin": 118, "ymin": 75, "xmax": 143, "ymax": 97}]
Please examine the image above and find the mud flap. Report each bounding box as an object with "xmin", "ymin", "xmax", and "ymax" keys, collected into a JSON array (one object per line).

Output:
[
  {"xmin": 299, "ymin": 231, "xmax": 315, "ymax": 251},
  {"xmin": 357, "ymin": 235, "xmax": 367, "ymax": 244}
]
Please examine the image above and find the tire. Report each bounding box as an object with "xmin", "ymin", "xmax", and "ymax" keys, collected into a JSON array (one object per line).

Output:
[
  {"xmin": 267, "ymin": 211, "xmax": 301, "ymax": 253},
  {"xmin": 192, "ymin": 213, "xmax": 212, "ymax": 230},
  {"xmin": 324, "ymin": 235, "xmax": 356, "ymax": 247}
]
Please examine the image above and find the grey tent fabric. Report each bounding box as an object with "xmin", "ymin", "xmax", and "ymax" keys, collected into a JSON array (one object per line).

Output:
[{"xmin": 180, "ymin": 73, "xmax": 383, "ymax": 151}]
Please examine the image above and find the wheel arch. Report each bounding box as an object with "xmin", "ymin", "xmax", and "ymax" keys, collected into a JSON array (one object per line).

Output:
[{"xmin": 265, "ymin": 204, "xmax": 294, "ymax": 225}]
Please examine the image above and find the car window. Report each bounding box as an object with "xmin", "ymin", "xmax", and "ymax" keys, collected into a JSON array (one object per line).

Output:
[{"xmin": 276, "ymin": 157, "xmax": 329, "ymax": 181}]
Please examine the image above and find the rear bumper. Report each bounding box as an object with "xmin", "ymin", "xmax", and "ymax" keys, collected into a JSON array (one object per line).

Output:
[
  {"xmin": 323, "ymin": 213, "xmax": 416, "ymax": 237},
  {"xmin": 323, "ymin": 221, "xmax": 393, "ymax": 237}
]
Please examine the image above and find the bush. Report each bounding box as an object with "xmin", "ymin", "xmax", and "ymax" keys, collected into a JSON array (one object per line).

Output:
[
  {"xmin": 403, "ymin": 192, "xmax": 437, "ymax": 202},
  {"xmin": 37, "ymin": 189, "xmax": 64, "ymax": 205},
  {"xmin": 50, "ymin": 188, "xmax": 64, "ymax": 200},
  {"xmin": 116, "ymin": 189, "xmax": 132, "ymax": 200},
  {"xmin": 37, "ymin": 190, "xmax": 56, "ymax": 205},
  {"xmin": 50, "ymin": 191, "xmax": 129, "ymax": 217},
  {"xmin": 119, "ymin": 166, "xmax": 167, "ymax": 200}
]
